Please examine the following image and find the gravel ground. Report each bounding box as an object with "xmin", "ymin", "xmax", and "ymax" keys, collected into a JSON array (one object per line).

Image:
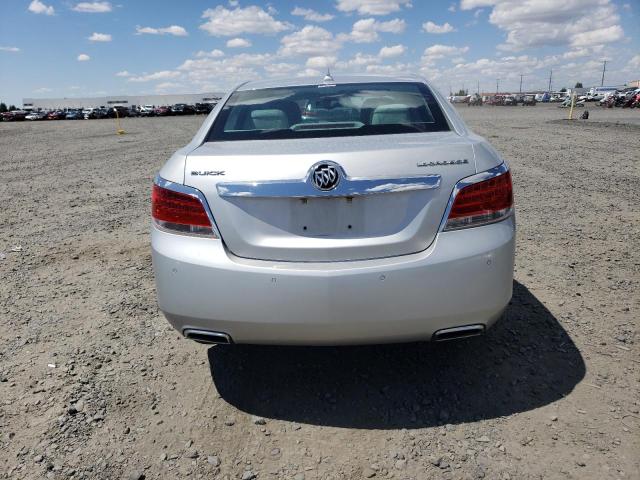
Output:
[{"xmin": 0, "ymin": 104, "xmax": 638, "ymax": 480}]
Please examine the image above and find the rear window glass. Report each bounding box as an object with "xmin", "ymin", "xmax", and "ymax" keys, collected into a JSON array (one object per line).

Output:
[{"xmin": 206, "ymin": 82, "xmax": 450, "ymax": 141}]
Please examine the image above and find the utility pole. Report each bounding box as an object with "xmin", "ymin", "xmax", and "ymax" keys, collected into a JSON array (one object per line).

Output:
[
  {"xmin": 548, "ymin": 69, "xmax": 552, "ymax": 93},
  {"xmin": 477, "ymin": 80, "xmax": 480, "ymax": 95},
  {"xmin": 519, "ymin": 74, "xmax": 524, "ymax": 93},
  {"xmin": 496, "ymin": 78, "xmax": 500, "ymax": 94},
  {"xmin": 601, "ymin": 60, "xmax": 607, "ymax": 86}
]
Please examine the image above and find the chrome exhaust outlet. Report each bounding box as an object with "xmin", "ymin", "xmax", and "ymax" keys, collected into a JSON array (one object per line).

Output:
[
  {"xmin": 183, "ymin": 329, "xmax": 233, "ymax": 345},
  {"xmin": 432, "ymin": 324, "xmax": 485, "ymax": 342}
]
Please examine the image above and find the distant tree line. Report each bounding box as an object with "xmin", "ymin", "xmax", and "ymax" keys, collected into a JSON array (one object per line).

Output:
[{"xmin": 0, "ymin": 103, "xmax": 18, "ymax": 112}]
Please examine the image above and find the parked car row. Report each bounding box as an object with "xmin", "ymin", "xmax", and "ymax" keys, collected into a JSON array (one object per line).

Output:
[
  {"xmin": 554, "ymin": 88, "xmax": 640, "ymax": 108},
  {"xmin": 0, "ymin": 102, "xmax": 217, "ymax": 121},
  {"xmin": 479, "ymin": 94, "xmax": 538, "ymax": 106},
  {"xmin": 450, "ymin": 93, "xmax": 541, "ymax": 107},
  {"xmin": 596, "ymin": 88, "xmax": 640, "ymax": 108}
]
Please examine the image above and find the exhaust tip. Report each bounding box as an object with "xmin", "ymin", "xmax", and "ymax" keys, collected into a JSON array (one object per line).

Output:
[
  {"xmin": 432, "ymin": 324, "xmax": 485, "ymax": 342},
  {"xmin": 183, "ymin": 329, "xmax": 232, "ymax": 345}
]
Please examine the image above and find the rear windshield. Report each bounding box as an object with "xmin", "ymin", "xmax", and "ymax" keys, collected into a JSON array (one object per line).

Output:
[{"xmin": 206, "ymin": 82, "xmax": 450, "ymax": 141}]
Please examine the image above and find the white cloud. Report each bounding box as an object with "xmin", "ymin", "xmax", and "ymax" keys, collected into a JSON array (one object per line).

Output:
[
  {"xmin": 423, "ymin": 21, "xmax": 456, "ymax": 34},
  {"xmin": 136, "ymin": 25, "xmax": 188, "ymax": 36},
  {"xmin": 28, "ymin": 0, "xmax": 54, "ymax": 15},
  {"xmin": 195, "ymin": 49, "xmax": 226, "ymax": 58},
  {"xmin": 115, "ymin": 70, "xmax": 131, "ymax": 77},
  {"xmin": 226, "ymin": 38, "xmax": 252, "ymax": 48},
  {"xmin": 562, "ymin": 48, "xmax": 589, "ymax": 59},
  {"xmin": 306, "ymin": 56, "xmax": 337, "ymax": 69},
  {"xmin": 461, "ymin": 0, "xmax": 624, "ymax": 51},
  {"xmin": 155, "ymin": 82, "xmax": 183, "ymax": 92},
  {"xmin": 379, "ymin": 44, "xmax": 406, "ymax": 58},
  {"xmin": 0, "ymin": 46, "xmax": 21, "ymax": 52},
  {"xmin": 280, "ymin": 26, "xmax": 341, "ymax": 56},
  {"xmin": 264, "ymin": 63, "xmax": 299, "ymax": 75},
  {"xmin": 178, "ymin": 53, "xmax": 275, "ymax": 89},
  {"xmin": 200, "ymin": 6, "xmax": 292, "ymax": 36},
  {"xmin": 34, "ymin": 87, "xmax": 53, "ymax": 93},
  {"xmin": 128, "ymin": 70, "xmax": 181, "ymax": 82},
  {"xmin": 365, "ymin": 62, "xmax": 412, "ymax": 75},
  {"xmin": 88, "ymin": 32, "xmax": 112, "ymax": 42},
  {"xmin": 77, "ymin": 54, "xmax": 91, "ymax": 61},
  {"xmin": 460, "ymin": 0, "xmax": 495, "ymax": 8},
  {"xmin": 570, "ymin": 25, "xmax": 624, "ymax": 48},
  {"xmin": 423, "ymin": 44, "xmax": 470, "ymax": 61},
  {"xmin": 448, "ymin": 3, "xmax": 457, "ymax": 12},
  {"xmin": 340, "ymin": 18, "xmax": 406, "ymax": 43},
  {"xmin": 297, "ymin": 68, "xmax": 322, "ymax": 78},
  {"xmin": 336, "ymin": 52, "xmax": 381, "ymax": 70},
  {"xmin": 629, "ymin": 55, "xmax": 640, "ymax": 69},
  {"xmin": 72, "ymin": 2, "xmax": 112, "ymax": 13},
  {"xmin": 335, "ymin": 0, "xmax": 412, "ymax": 16},
  {"xmin": 291, "ymin": 7, "xmax": 334, "ymax": 22}
]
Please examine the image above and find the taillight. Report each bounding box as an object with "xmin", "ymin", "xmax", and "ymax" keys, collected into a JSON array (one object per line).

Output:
[
  {"xmin": 152, "ymin": 183, "xmax": 217, "ymax": 237},
  {"xmin": 443, "ymin": 170, "xmax": 513, "ymax": 231}
]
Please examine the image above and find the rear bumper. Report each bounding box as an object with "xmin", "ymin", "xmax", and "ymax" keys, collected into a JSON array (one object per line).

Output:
[{"xmin": 151, "ymin": 217, "xmax": 515, "ymax": 345}]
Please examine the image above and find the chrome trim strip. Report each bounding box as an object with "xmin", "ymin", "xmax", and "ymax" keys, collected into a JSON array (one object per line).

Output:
[
  {"xmin": 153, "ymin": 175, "xmax": 222, "ymax": 238},
  {"xmin": 432, "ymin": 324, "xmax": 485, "ymax": 341},
  {"xmin": 183, "ymin": 329, "xmax": 233, "ymax": 344},
  {"xmin": 437, "ymin": 162, "xmax": 512, "ymax": 232},
  {"xmin": 217, "ymin": 162, "xmax": 441, "ymax": 198}
]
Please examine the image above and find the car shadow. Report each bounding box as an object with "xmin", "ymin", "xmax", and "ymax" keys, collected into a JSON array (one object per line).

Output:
[{"xmin": 207, "ymin": 281, "xmax": 585, "ymax": 429}]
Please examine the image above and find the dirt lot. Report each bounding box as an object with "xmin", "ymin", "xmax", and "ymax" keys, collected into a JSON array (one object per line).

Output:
[{"xmin": 0, "ymin": 104, "xmax": 638, "ymax": 480}]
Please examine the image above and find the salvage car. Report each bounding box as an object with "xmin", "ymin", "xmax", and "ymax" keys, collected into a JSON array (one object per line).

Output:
[
  {"xmin": 154, "ymin": 106, "xmax": 172, "ymax": 116},
  {"xmin": 65, "ymin": 109, "xmax": 83, "ymax": 120},
  {"xmin": 151, "ymin": 74, "xmax": 515, "ymax": 345},
  {"xmin": 1, "ymin": 110, "xmax": 28, "ymax": 121},
  {"xmin": 25, "ymin": 111, "xmax": 47, "ymax": 120},
  {"xmin": 46, "ymin": 110, "xmax": 66, "ymax": 120}
]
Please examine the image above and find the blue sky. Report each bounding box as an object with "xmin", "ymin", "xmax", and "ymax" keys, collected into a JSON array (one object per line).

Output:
[{"xmin": 1, "ymin": 0, "xmax": 638, "ymax": 105}]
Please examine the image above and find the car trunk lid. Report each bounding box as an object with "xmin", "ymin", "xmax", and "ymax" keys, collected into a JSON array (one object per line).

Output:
[{"xmin": 185, "ymin": 132, "xmax": 476, "ymax": 262}]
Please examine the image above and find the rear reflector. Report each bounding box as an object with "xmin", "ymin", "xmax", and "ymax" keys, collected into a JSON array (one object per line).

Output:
[
  {"xmin": 444, "ymin": 170, "xmax": 513, "ymax": 231},
  {"xmin": 152, "ymin": 183, "xmax": 216, "ymax": 236}
]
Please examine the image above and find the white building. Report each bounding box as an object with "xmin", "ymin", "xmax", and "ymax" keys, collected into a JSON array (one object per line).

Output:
[{"xmin": 22, "ymin": 92, "xmax": 223, "ymax": 110}]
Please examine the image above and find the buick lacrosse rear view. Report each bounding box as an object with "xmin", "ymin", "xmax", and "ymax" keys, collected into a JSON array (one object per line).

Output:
[{"xmin": 151, "ymin": 75, "xmax": 515, "ymax": 345}]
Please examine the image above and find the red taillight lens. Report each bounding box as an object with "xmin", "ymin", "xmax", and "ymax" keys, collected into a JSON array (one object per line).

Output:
[
  {"xmin": 152, "ymin": 183, "xmax": 216, "ymax": 236},
  {"xmin": 444, "ymin": 171, "xmax": 513, "ymax": 231}
]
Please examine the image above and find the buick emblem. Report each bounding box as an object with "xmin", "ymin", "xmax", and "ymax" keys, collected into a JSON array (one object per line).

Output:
[{"xmin": 311, "ymin": 163, "xmax": 340, "ymax": 191}]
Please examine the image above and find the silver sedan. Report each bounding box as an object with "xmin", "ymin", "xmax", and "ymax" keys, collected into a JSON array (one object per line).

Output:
[{"xmin": 151, "ymin": 74, "xmax": 515, "ymax": 345}]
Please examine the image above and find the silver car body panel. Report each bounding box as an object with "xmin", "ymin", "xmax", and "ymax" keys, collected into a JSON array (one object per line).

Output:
[
  {"xmin": 185, "ymin": 133, "xmax": 478, "ymax": 262},
  {"xmin": 152, "ymin": 216, "xmax": 514, "ymax": 345},
  {"xmin": 152, "ymin": 74, "xmax": 515, "ymax": 344}
]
